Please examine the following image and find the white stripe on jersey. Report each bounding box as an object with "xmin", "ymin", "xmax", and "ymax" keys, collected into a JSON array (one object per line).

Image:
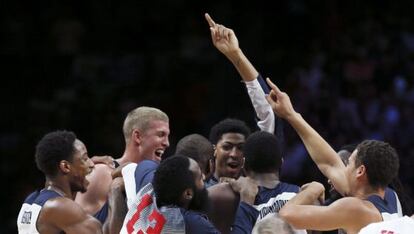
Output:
[
  {"xmin": 254, "ymin": 192, "xmax": 296, "ymax": 213},
  {"xmin": 253, "ymin": 192, "xmax": 306, "ymax": 234},
  {"xmin": 122, "ymin": 163, "xmax": 138, "ymax": 209},
  {"xmin": 17, "ymin": 203, "xmax": 42, "ymax": 234}
]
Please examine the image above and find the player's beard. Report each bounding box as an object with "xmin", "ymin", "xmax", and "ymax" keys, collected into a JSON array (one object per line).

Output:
[
  {"xmin": 72, "ymin": 175, "xmax": 88, "ymax": 193},
  {"xmin": 188, "ymin": 187, "xmax": 208, "ymax": 212}
]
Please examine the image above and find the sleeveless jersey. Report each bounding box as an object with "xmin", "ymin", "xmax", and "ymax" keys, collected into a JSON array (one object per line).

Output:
[
  {"xmin": 232, "ymin": 182, "xmax": 305, "ymax": 234},
  {"xmin": 121, "ymin": 160, "xmax": 222, "ymax": 233},
  {"xmin": 17, "ymin": 189, "xmax": 62, "ymax": 234},
  {"xmin": 120, "ymin": 183, "xmax": 185, "ymax": 234},
  {"xmin": 366, "ymin": 187, "xmax": 403, "ymax": 221},
  {"xmin": 94, "ymin": 201, "xmax": 109, "ymax": 223},
  {"xmin": 122, "ymin": 160, "xmax": 158, "ymax": 209}
]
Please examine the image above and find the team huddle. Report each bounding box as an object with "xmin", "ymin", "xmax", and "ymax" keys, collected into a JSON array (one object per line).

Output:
[{"xmin": 16, "ymin": 14, "xmax": 414, "ymax": 234}]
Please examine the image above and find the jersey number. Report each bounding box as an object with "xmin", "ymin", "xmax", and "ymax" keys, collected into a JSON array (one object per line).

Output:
[{"xmin": 126, "ymin": 194, "xmax": 166, "ymax": 234}]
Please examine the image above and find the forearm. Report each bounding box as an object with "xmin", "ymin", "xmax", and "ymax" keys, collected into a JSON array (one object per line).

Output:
[
  {"xmin": 287, "ymin": 182, "xmax": 324, "ymax": 206},
  {"xmin": 288, "ymin": 113, "xmax": 339, "ymax": 165},
  {"xmin": 104, "ymin": 183, "xmax": 127, "ymax": 234},
  {"xmin": 224, "ymin": 48, "xmax": 258, "ymax": 82},
  {"xmin": 226, "ymin": 49, "xmax": 275, "ymax": 132},
  {"xmin": 279, "ymin": 183, "xmax": 323, "ymax": 228},
  {"xmin": 286, "ymin": 113, "xmax": 349, "ymax": 194}
]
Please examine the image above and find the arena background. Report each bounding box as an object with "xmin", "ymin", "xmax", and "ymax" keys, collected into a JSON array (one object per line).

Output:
[{"xmin": 2, "ymin": 1, "xmax": 414, "ymax": 233}]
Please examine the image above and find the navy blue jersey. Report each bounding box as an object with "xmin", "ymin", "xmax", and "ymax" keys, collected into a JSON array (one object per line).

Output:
[
  {"xmin": 366, "ymin": 187, "xmax": 402, "ymax": 221},
  {"xmin": 232, "ymin": 182, "xmax": 305, "ymax": 234},
  {"xmin": 120, "ymin": 183, "xmax": 186, "ymax": 234},
  {"xmin": 121, "ymin": 160, "xmax": 258, "ymax": 233},
  {"xmin": 23, "ymin": 191, "xmax": 40, "ymax": 204},
  {"xmin": 94, "ymin": 201, "xmax": 109, "ymax": 224},
  {"xmin": 122, "ymin": 160, "xmax": 159, "ymax": 208},
  {"xmin": 181, "ymin": 208, "xmax": 220, "ymax": 234},
  {"xmin": 205, "ymin": 176, "xmax": 219, "ymax": 188},
  {"xmin": 121, "ymin": 182, "xmax": 253, "ymax": 234},
  {"xmin": 133, "ymin": 160, "xmax": 158, "ymax": 193},
  {"xmin": 254, "ymin": 182, "xmax": 300, "ymax": 220},
  {"xmin": 17, "ymin": 189, "xmax": 62, "ymax": 234}
]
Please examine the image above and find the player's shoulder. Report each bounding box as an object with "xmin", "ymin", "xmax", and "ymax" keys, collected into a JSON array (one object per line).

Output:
[
  {"xmin": 331, "ymin": 197, "xmax": 381, "ymax": 216},
  {"xmin": 331, "ymin": 197, "xmax": 367, "ymax": 209},
  {"xmin": 43, "ymin": 196, "xmax": 89, "ymax": 220}
]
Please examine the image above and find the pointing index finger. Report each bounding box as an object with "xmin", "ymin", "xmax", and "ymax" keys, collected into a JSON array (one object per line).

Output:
[
  {"xmin": 266, "ymin": 77, "xmax": 281, "ymax": 93},
  {"xmin": 205, "ymin": 13, "xmax": 216, "ymax": 27}
]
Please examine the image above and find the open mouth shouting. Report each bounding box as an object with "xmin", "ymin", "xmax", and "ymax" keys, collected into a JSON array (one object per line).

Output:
[
  {"xmin": 154, "ymin": 149, "xmax": 165, "ymax": 161},
  {"xmin": 225, "ymin": 160, "xmax": 242, "ymax": 177}
]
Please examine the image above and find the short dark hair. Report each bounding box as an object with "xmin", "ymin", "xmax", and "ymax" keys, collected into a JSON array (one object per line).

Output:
[
  {"xmin": 338, "ymin": 143, "xmax": 358, "ymax": 165},
  {"xmin": 35, "ymin": 130, "xmax": 77, "ymax": 177},
  {"xmin": 243, "ymin": 131, "xmax": 282, "ymax": 173},
  {"xmin": 175, "ymin": 134, "xmax": 213, "ymax": 175},
  {"xmin": 355, "ymin": 140, "xmax": 399, "ymax": 189},
  {"xmin": 209, "ymin": 118, "xmax": 251, "ymax": 145},
  {"xmin": 153, "ymin": 155, "xmax": 195, "ymax": 207},
  {"xmin": 340, "ymin": 143, "xmax": 358, "ymax": 153}
]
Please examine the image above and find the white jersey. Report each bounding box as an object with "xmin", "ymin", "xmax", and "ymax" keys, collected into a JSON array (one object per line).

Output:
[
  {"xmin": 120, "ymin": 160, "xmax": 186, "ymax": 234},
  {"xmin": 17, "ymin": 190, "xmax": 61, "ymax": 234},
  {"xmin": 359, "ymin": 216, "xmax": 414, "ymax": 234},
  {"xmin": 120, "ymin": 183, "xmax": 185, "ymax": 234}
]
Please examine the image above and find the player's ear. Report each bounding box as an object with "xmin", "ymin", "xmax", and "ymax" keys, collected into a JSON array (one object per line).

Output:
[
  {"xmin": 132, "ymin": 129, "xmax": 143, "ymax": 144},
  {"xmin": 213, "ymin": 145, "xmax": 217, "ymax": 157},
  {"xmin": 356, "ymin": 165, "xmax": 366, "ymax": 179},
  {"xmin": 59, "ymin": 160, "xmax": 71, "ymax": 174},
  {"xmin": 182, "ymin": 188, "xmax": 194, "ymax": 201}
]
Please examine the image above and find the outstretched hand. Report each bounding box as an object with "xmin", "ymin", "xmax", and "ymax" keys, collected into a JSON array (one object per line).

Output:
[
  {"xmin": 205, "ymin": 13, "xmax": 239, "ymax": 55},
  {"xmin": 265, "ymin": 78, "xmax": 297, "ymax": 119}
]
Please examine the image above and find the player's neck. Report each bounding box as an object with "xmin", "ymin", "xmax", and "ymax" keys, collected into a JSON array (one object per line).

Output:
[
  {"xmin": 247, "ymin": 172, "xmax": 280, "ymax": 189},
  {"xmin": 120, "ymin": 143, "xmax": 142, "ymax": 164},
  {"xmin": 355, "ymin": 185, "xmax": 385, "ymax": 200},
  {"xmin": 46, "ymin": 179, "xmax": 72, "ymax": 199}
]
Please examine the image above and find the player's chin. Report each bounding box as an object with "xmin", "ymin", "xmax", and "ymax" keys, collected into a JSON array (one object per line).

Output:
[
  {"xmin": 79, "ymin": 187, "xmax": 88, "ymax": 193},
  {"xmin": 79, "ymin": 179, "xmax": 90, "ymax": 193}
]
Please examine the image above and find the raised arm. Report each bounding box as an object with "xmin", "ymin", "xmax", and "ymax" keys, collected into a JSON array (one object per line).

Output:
[
  {"xmin": 205, "ymin": 13, "xmax": 275, "ymax": 133},
  {"xmin": 265, "ymin": 78, "xmax": 350, "ymax": 195}
]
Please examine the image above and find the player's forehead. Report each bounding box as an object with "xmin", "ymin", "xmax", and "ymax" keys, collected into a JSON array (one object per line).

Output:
[
  {"xmin": 217, "ymin": 133, "xmax": 245, "ymax": 145},
  {"xmin": 73, "ymin": 139, "xmax": 87, "ymax": 155},
  {"xmin": 146, "ymin": 120, "xmax": 170, "ymax": 133}
]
